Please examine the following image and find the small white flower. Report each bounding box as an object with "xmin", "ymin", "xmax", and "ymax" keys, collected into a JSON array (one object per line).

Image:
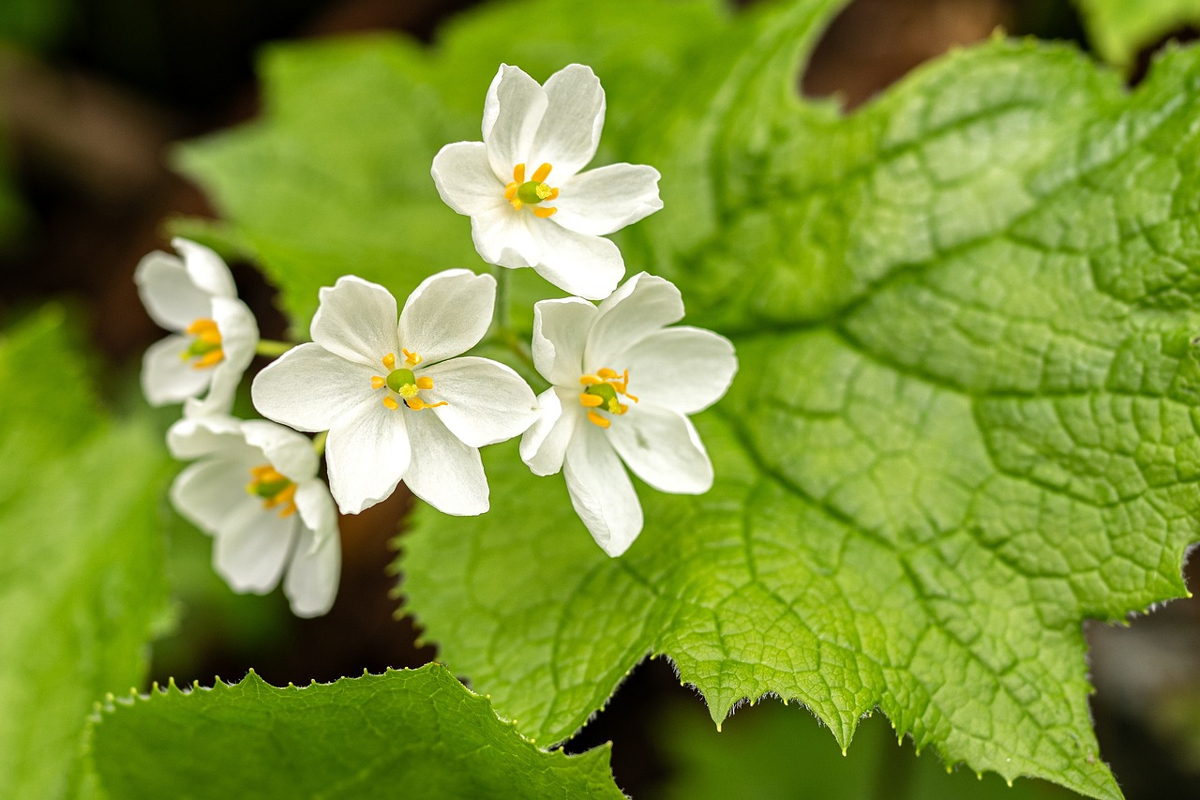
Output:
[
  {"xmin": 432, "ymin": 64, "xmax": 663, "ymax": 301},
  {"xmin": 135, "ymin": 238, "xmax": 259, "ymax": 416},
  {"xmin": 251, "ymin": 270, "xmax": 540, "ymax": 516},
  {"xmin": 520, "ymin": 273, "xmax": 736, "ymax": 557},
  {"xmin": 168, "ymin": 415, "xmax": 341, "ymax": 618}
]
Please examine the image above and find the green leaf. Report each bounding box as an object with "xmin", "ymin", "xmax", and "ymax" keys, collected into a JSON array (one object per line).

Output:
[
  {"xmin": 85, "ymin": 664, "xmax": 624, "ymax": 800},
  {"xmin": 0, "ymin": 0, "xmax": 72, "ymax": 51},
  {"xmin": 398, "ymin": 4, "xmax": 1200, "ymax": 800},
  {"xmin": 0, "ymin": 307, "xmax": 171, "ymax": 800},
  {"xmin": 1074, "ymin": 0, "xmax": 1200, "ymax": 70},
  {"xmin": 655, "ymin": 699, "xmax": 1076, "ymax": 800},
  {"xmin": 174, "ymin": 0, "xmax": 728, "ymax": 335}
]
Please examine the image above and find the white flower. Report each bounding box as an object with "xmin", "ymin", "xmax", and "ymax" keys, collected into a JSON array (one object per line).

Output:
[
  {"xmin": 251, "ymin": 270, "xmax": 540, "ymax": 516},
  {"xmin": 432, "ymin": 64, "xmax": 663, "ymax": 301},
  {"xmin": 135, "ymin": 238, "xmax": 259, "ymax": 416},
  {"xmin": 168, "ymin": 415, "xmax": 341, "ymax": 618},
  {"xmin": 520, "ymin": 273, "xmax": 736, "ymax": 557}
]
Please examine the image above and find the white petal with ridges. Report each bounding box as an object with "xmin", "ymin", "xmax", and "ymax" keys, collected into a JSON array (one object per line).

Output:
[
  {"xmin": 295, "ymin": 480, "xmax": 339, "ymax": 545},
  {"xmin": 399, "ymin": 270, "xmax": 495, "ymax": 364},
  {"xmin": 608, "ymin": 404, "xmax": 713, "ymax": 494},
  {"xmin": 563, "ymin": 421, "xmax": 643, "ymax": 556},
  {"xmin": 422, "ymin": 356, "xmax": 538, "ymax": 447},
  {"xmin": 187, "ymin": 296, "xmax": 259, "ymax": 418},
  {"xmin": 403, "ymin": 409, "xmax": 489, "ymax": 516},
  {"xmin": 166, "ymin": 415, "xmax": 245, "ymax": 460},
  {"xmin": 252, "ymin": 343, "xmax": 376, "ymax": 433},
  {"xmin": 431, "ymin": 141, "xmax": 509, "ymax": 216},
  {"xmin": 531, "ymin": 297, "xmax": 596, "ymax": 386},
  {"xmin": 242, "ymin": 420, "xmax": 318, "ymax": 483},
  {"xmin": 520, "ymin": 386, "xmax": 580, "ymax": 476},
  {"xmin": 529, "ymin": 221, "xmax": 624, "ymax": 300},
  {"xmin": 173, "ymin": 238, "xmax": 236, "ymax": 298},
  {"xmin": 213, "ymin": 502, "xmax": 296, "ymax": 593},
  {"xmin": 142, "ymin": 334, "xmax": 212, "ymax": 406},
  {"xmin": 585, "ymin": 272, "xmax": 684, "ymax": 369},
  {"xmin": 134, "ymin": 251, "xmax": 212, "ymax": 331},
  {"xmin": 284, "ymin": 524, "xmax": 341, "ymax": 617},
  {"xmin": 170, "ymin": 458, "xmax": 257, "ymax": 534},
  {"xmin": 325, "ymin": 399, "xmax": 411, "ymax": 515},
  {"xmin": 528, "ymin": 64, "xmax": 605, "ymax": 180},
  {"xmin": 554, "ymin": 164, "xmax": 662, "ymax": 236},
  {"xmin": 621, "ymin": 327, "xmax": 737, "ymax": 414},
  {"xmin": 471, "ymin": 205, "xmax": 541, "ymax": 268},
  {"xmin": 483, "ymin": 65, "xmax": 547, "ymax": 181},
  {"xmin": 310, "ymin": 276, "xmax": 400, "ymax": 367}
]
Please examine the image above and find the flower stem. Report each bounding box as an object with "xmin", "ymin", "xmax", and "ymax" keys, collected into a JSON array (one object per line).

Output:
[
  {"xmin": 312, "ymin": 430, "xmax": 328, "ymax": 455},
  {"xmin": 502, "ymin": 329, "xmax": 535, "ymax": 371},
  {"xmin": 494, "ymin": 265, "xmax": 510, "ymax": 333},
  {"xmin": 256, "ymin": 339, "xmax": 294, "ymax": 358}
]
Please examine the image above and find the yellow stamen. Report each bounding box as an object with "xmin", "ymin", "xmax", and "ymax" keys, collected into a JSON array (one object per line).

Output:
[
  {"xmin": 504, "ymin": 183, "xmax": 519, "ymax": 200},
  {"xmin": 533, "ymin": 206, "xmax": 557, "ymax": 218},
  {"xmin": 580, "ymin": 375, "xmax": 601, "ymax": 386},
  {"xmin": 405, "ymin": 397, "xmax": 448, "ymax": 411},
  {"xmin": 587, "ymin": 410, "xmax": 611, "ymax": 429},
  {"xmin": 531, "ymin": 162, "xmax": 552, "ymax": 183},
  {"xmin": 246, "ymin": 465, "xmax": 298, "ymax": 519},
  {"xmin": 511, "ymin": 198, "xmax": 523, "ymax": 210},
  {"xmin": 193, "ymin": 350, "xmax": 224, "ymax": 369},
  {"xmin": 513, "ymin": 163, "xmax": 526, "ymax": 183},
  {"xmin": 403, "ymin": 349, "xmax": 423, "ymax": 366},
  {"xmin": 416, "ymin": 376, "xmax": 434, "ymax": 390},
  {"xmin": 580, "ymin": 393, "xmax": 603, "ymax": 407},
  {"xmin": 597, "ymin": 368, "xmax": 618, "ymax": 379},
  {"xmin": 382, "ymin": 353, "xmax": 396, "ymax": 369},
  {"xmin": 371, "ymin": 376, "xmax": 386, "ymax": 390},
  {"xmin": 624, "ymin": 391, "xmax": 640, "ymax": 403},
  {"xmin": 383, "ymin": 395, "xmax": 399, "ymax": 411}
]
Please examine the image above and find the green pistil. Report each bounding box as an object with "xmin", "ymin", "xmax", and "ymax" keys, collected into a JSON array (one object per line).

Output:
[
  {"xmin": 183, "ymin": 339, "xmax": 221, "ymax": 359},
  {"xmin": 386, "ymin": 368, "xmax": 417, "ymax": 395},
  {"xmin": 585, "ymin": 382, "xmax": 622, "ymax": 414},
  {"xmin": 251, "ymin": 478, "xmax": 291, "ymax": 499},
  {"xmin": 516, "ymin": 181, "xmax": 551, "ymax": 205}
]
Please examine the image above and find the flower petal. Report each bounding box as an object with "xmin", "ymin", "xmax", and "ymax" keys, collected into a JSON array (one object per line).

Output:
[
  {"xmin": 471, "ymin": 205, "xmax": 541, "ymax": 268},
  {"xmin": 134, "ymin": 251, "xmax": 213, "ymax": 331},
  {"xmin": 141, "ymin": 334, "xmax": 212, "ymax": 406},
  {"xmin": 622, "ymin": 327, "xmax": 737, "ymax": 414},
  {"xmin": 528, "ymin": 64, "xmax": 605, "ymax": 180},
  {"xmin": 402, "ymin": 409, "xmax": 488, "ymax": 516},
  {"xmin": 252, "ymin": 343, "xmax": 376, "ymax": 433},
  {"xmin": 553, "ymin": 164, "xmax": 663, "ymax": 236},
  {"xmin": 170, "ymin": 457, "xmax": 257, "ymax": 534},
  {"xmin": 187, "ymin": 296, "xmax": 259, "ymax": 418},
  {"xmin": 174, "ymin": 237, "xmax": 237, "ymax": 299},
  {"xmin": 584, "ymin": 272, "xmax": 684, "ymax": 369},
  {"xmin": 212, "ymin": 503, "xmax": 296, "ymax": 593},
  {"xmin": 399, "ymin": 270, "xmax": 496, "ymax": 364},
  {"xmin": 166, "ymin": 415, "xmax": 245, "ymax": 460},
  {"xmin": 242, "ymin": 420, "xmax": 318, "ymax": 483},
  {"xmin": 325, "ymin": 399, "xmax": 411, "ymax": 515},
  {"xmin": 483, "ymin": 64, "xmax": 548, "ymax": 181},
  {"xmin": 531, "ymin": 297, "xmax": 597, "ymax": 386},
  {"xmin": 563, "ymin": 421, "xmax": 643, "ymax": 556},
  {"xmin": 310, "ymin": 276, "xmax": 400, "ymax": 367},
  {"xmin": 520, "ymin": 386, "xmax": 581, "ymax": 476},
  {"xmin": 608, "ymin": 404, "xmax": 713, "ymax": 494},
  {"xmin": 432, "ymin": 141, "xmax": 509, "ymax": 216},
  {"xmin": 284, "ymin": 523, "xmax": 341, "ymax": 618},
  {"xmin": 295, "ymin": 480, "xmax": 339, "ymax": 543},
  {"xmin": 529, "ymin": 221, "xmax": 624, "ymax": 300},
  {"xmin": 422, "ymin": 356, "xmax": 538, "ymax": 447}
]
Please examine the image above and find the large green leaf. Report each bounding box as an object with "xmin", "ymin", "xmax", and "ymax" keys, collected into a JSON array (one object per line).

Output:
[
  {"xmin": 174, "ymin": 0, "xmax": 1200, "ymax": 797},
  {"xmin": 1074, "ymin": 0, "xmax": 1200, "ymax": 70},
  {"xmin": 85, "ymin": 664, "xmax": 624, "ymax": 799},
  {"xmin": 0, "ymin": 308, "xmax": 171, "ymax": 800}
]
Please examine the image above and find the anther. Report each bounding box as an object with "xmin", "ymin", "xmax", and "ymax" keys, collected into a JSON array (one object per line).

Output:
[
  {"xmin": 531, "ymin": 163, "xmax": 552, "ymax": 183},
  {"xmin": 533, "ymin": 207, "xmax": 557, "ymax": 218},
  {"xmin": 416, "ymin": 376, "xmax": 434, "ymax": 390},
  {"xmin": 371, "ymin": 376, "xmax": 386, "ymax": 390},
  {"xmin": 587, "ymin": 410, "xmax": 611, "ymax": 429},
  {"xmin": 382, "ymin": 353, "xmax": 396, "ymax": 369},
  {"xmin": 513, "ymin": 163, "xmax": 526, "ymax": 183},
  {"xmin": 403, "ymin": 349, "xmax": 423, "ymax": 366},
  {"xmin": 383, "ymin": 396, "xmax": 399, "ymax": 411},
  {"xmin": 580, "ymin": 393, "xmax": 603, "ymax": 407},
  {"xmin": 193, "ymin": 350, "xmax": 223, "ymax": 369}
]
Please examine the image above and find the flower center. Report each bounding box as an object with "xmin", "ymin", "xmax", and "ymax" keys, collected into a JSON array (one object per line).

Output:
[
  {"xmin": 504, "ymin": 162, "xmax": 559, "ymax": 218},
  {"xmin": 246, "ymin": 465, "xmax": 297, "ymax": 518},
  {"xmin": 579, "ymin": 368, "xmax": 639, "ymax": 429},
  {"xmin": 180, "ymin": 318, "xmax": 224, "ymax": 369},
  {"xmin": 370, "ymin": 351, "xmax": 447, "ymax": 412}
]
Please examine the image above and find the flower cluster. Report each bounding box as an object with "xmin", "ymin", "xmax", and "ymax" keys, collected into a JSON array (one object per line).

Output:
[{"xmin": 136, "ymin": 63, "xmax": 736, "ymax": 616}]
